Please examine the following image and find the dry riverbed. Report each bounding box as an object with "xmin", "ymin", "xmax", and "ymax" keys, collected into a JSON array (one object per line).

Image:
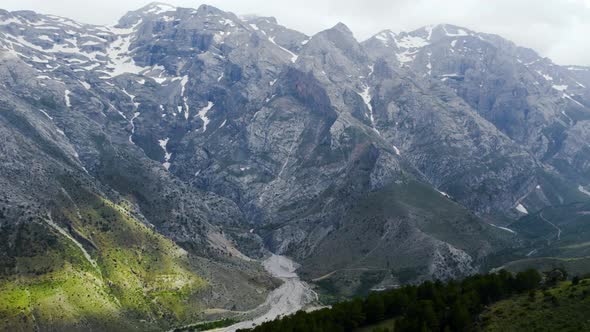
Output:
[{"xmin": 213, "ymin": 254, "xmax": 318, "ymax": 331}]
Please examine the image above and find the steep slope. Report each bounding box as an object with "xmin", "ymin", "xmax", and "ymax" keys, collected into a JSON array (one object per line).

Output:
[
  {"xmin": 366, "ymin": 57, "xmax": 537, "ymax": 216},
  {"xmin": 2, "ymin": 2, "xmax": 590, "ymax": 322},
  {"xmin": 363, "ymin": 24, "xmax": 590, "ymax": 216},
  {"xmin": 479, "ymin": 279, "xmax": 590, "ymax": 332},
  {"xmin": 0, "ymin": 4, "xmax": 533, "ymax": 301},
  {"xmin": 493, "ymin": 200, "xmax": 590, "ymax": 274},
  {"xmin": 160, "ymin": 20, "xmax": 521, "ymax": 295},
  {"xmin": 0, "ymin": 9, "xmax": 277, "ymax": 330}
]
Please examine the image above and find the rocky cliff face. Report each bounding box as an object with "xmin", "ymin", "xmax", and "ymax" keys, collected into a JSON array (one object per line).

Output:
[
  {"xmin": 364, "ymin": 24, "xmax": 590, "ymax": 210},
  {"xmin": 1, "ymin": 3, "xmax": 590, "ymax": 329},
  {"xmin": 0, "ymin": 6, "xmax": 278, "ymax": 331}
]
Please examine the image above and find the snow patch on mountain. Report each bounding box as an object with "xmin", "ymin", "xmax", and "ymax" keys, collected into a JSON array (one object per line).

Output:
[
  {"xmin": 39, "ymin": 109, "xmax": 53, "ymax": 120},
  {"xmin": 129, "ymin": 112, "xmax": 140, "ymax": 143},
  {"xmin": 197, "ymin": 101, "xmax": 214, "ymax": 132},
  {"xmin": 396, "ymin": 35, "xmax": 429, "ymax": 49},
  {"xmin": 144, "ymin": 3, "xmax": 176, "ymax": 15},
  {"xmin": 179, "ymin": 75, "xmax": 188, "ymax": 95},
  {"xmin": 567, "ymin": 66, "xmax": 589, "ymax": 71},
  {"xmin": 396, "ymin": 50, "xmax": 417, "ymax": 65},
  {"xmin": 102, "ymin": 20, "xmax": 146, "ymax": 77},
  {"xmin": 563, "ymin": 93, "xmax": 584, "ymax": 107},
  {"xmin": 579, "ymin": 185, "xmax": 590, "ymax": 197},
  {"xmin": 490, "ymin": 224, "xmax": 517, "ymax": 234},
  {"xmin": 268, "ymin": 36, "xmax": 298, "ymax": 63},
  {"xmin": 443, "ymin": 26, "xmax": 469, "ymax": 37},
  {"xmin": 358, "ymin": 86, "xmax": 378, "ymax": 133},
  {"xmin": 515, "ymin": 203, "xmax": 528, "ymax": 214},
  {"xmin": 425, "ymin": 25, "xmax": 434, "ymax": 40},
  {"xmin": 375, "ymin": 30, "xmax": 395, "ymax": 46},
  {"xmin": 64, "ymin": 89, "xmax": 72, "ymax": 107},
  {"xmin": 179, "ymin": 76, "xmax": 190, "ymax": 119},
  {"xmin": 536, "ymin": 70, "xmax": 554, "ymax": 81},
  {"xmin": 158, "ymin": 137, "xmax": 172, "ymax": 170}
]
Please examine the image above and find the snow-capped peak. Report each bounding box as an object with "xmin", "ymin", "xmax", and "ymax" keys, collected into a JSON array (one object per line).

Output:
[
  {"xmin": 141, "ymin": 2, "xmax": 177, "ymax": 15},
  {"xmin": 373, "ymin": 30, "xmax": 396, "ymax": 47},
  {"xmin": 437, "ymin": 24, "xmax": 471, "ymax": 37}
]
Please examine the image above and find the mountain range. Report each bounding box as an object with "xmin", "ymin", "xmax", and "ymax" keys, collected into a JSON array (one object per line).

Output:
[{"xmin": 1, "ymin": 2, "xmax": 590, "ymax": 330}]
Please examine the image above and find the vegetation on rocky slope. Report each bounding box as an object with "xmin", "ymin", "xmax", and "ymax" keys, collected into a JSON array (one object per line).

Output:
[
  {"xmin": 301, "ymin": 179, "xmax": 512, "ymax": 299},
  {"xmin": 0, "ymin": 186, "xmax": 211, "ymax": 331},
  {"xmin": 479, "ymin": 277, "xmax": 590, "ymax": 332},
  {"xmin": 242, "ymin": 269, "xmax": 543, "ymax": 332}
]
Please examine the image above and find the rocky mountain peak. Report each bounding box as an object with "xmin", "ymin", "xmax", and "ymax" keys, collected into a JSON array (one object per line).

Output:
[
  {"xmin": 431, "ymin": 23, "xmax": 473, "ymax": 36},
  {"xmin": 139, "ymin": 2, "xmax": 177, "ymax": 15},
  {"xmin": 299, "ymin": 21, "xmax": 368, "ymax": 74},
  {"xmin": 366, "ymin": 24, "xmax": 478, "ymax": 52},
  {"xmin": 244, "ymin": 15, "xmax": 278, "ymax": 25},
  {"xmin": 242, "ymin": 15, "xmax": 308, "ymax": 54},
  {"xmin": 330, "ymin": 22, "xmax": 354, "ymax": 35},
  {"xmin": 1, "ymin": 4, "xmax": 590, "ymax": 330},
  {"xmin": 195, "ymin": 3, "xmax": 228, "ymax": 17},
  {"xmin": 367, "ymin": 29, "xmax": 397, "ymax": 47}
]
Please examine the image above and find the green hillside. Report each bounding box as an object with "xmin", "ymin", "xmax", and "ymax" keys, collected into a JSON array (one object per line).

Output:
[
  {"xmin": 240, "ymin": 269, "xmax": 590, "ymax": 332},
  {"xmin": 479, "ymin": 279, "xmax": 590, "ymax": 332},
  {"xmin": 0, "ymin": 188, "xmax": 209, "ymax": 331},
  {"xmin": 499, "ymin": 201, "xmax": 590, "ymax": 277},
  {"xmin": 299, "ymin": 179, "xmax": 513, "ymax": 299},
  {"xmin": 243, "ymin": 269, "xmax": 543, "ymax": 332}
]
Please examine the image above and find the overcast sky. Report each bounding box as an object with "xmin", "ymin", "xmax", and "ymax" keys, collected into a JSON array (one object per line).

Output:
[{"xmin": 2, "ymin": 0, "xmax": 590, "ymax": 66}]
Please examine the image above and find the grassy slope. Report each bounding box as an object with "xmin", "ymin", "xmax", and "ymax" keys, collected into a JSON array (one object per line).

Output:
[
  {"xmin": 520, "ymin": 171, "xmax": 590, "ymax": 214},
  {"xmin": 501, "ymin": 201, "xmax": 590, "ymax": 275},
  {"xmin": 0, "ymin": 230, "xmax": 130, "ymax": 332},
  {"xmin": 0, "ymin": 185, "xmax": 210, "ymax": 331},
  {"xmin": 301, "ymin": 179, "xmax": 511, "ymax": 298},
  {"xmin": 0, "ymin": 97, "xmax": 273, "ymax": 331},
  {"xmin": 479, "ymin": 279, "xmax": 590, "ymax": 332},
  {"xmin": 353, "ymin": 279, "xmax": 590, "ymax": 332},
  {"xmin": 498, "ymin": 257, "xmax": 590, "ymax": 277}
]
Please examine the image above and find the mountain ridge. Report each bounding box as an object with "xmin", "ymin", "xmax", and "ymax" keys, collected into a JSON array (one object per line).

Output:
[{"xmin": 1, "ymin": 2, "xmax": 590, "ymax": 330}]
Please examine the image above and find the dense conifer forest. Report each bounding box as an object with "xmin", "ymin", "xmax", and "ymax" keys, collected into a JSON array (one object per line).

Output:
[{"xmin": 240, "ymin": 270, "xmax": 544, "ymax": 332}]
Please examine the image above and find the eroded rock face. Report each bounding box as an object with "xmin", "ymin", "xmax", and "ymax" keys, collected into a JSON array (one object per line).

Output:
[
  {"xmin": 0, "ymin": 3, "xmax": 589, "ymax": 307},
  {"xmin": 0, "ymin": 8, "xmax": 279, "ymax": 330},
  {"xmin": 364, "ymin": 25, "xmax": 590, "ymax": 188}
]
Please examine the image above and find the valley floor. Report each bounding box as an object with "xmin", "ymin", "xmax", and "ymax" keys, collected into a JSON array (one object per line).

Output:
[{"xmin": 212, "ymin": 255, "xmax": 318, "ymax": 332}]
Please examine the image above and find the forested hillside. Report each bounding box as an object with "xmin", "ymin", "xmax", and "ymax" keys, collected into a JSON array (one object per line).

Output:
[{"xmin": 241, "ymin": 269, "xmax": 588, "ymax": 332}]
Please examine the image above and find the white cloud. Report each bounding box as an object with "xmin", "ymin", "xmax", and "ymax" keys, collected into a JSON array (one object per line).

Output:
[{"xmin": 2, "ymin": 0, "xmax": 589, "ymax": 66}]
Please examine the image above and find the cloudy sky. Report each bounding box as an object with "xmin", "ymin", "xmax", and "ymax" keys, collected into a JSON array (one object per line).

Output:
[{"xmin": 2, "ymin": 0, "xmax": 590, "ymax": 66}]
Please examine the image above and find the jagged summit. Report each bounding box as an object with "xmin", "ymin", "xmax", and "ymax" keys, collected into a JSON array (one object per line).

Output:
[
  {"xmin": 376, "ymin": 28, "xmax": 396, "ymax": 36},
  {"xmin": 368, "ymin": 29, "xmax": 397, "ymax": 47},
  {"xmin": 194, "ymin": 3, "xmax": 235, "ymax": 17},
  {"xmin": 0, "ymin": 3, "xmax": 589, "ymax": 331},
  {"xmin": 139, "ymin": 2, "xmax": 177, "ymax": 13},
  {"xmin": 330, "ymin": 22, "xmax": 354, "ymax": 35},
  {"xmin": 242, "ymin": 15, "xmax": 278, "ymax": 25},
  {"xmin": 367, "ymin": 23, "xmax": 478, "ymax": 46}
]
